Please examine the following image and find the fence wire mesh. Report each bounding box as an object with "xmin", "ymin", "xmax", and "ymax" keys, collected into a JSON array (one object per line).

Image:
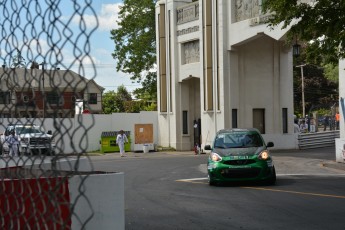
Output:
[{"xmin": 0, "ymin": 1, "xmax": 102, "ymax": 229}]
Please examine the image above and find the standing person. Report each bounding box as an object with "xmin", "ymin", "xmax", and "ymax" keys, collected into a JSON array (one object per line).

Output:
[
  {"xmin": 8, "ymin": 130, "xmax": 19, "ymax": 157},
  {"xmin": 335, "ymin": 112, "xmax": 340, "ymax": 130},
  {"xmin": 309, "ymin": 117, "xmax": 316, "ymax": 133},
  {"xmin": 299, "ymin": 120, "xmax": 308, "ymax": 133},
  {"xmin": 323, "ymin": 116, "xmax": 329, "ymax": 131},
  {"xmin": 294, "ymin": 119, "xmax": 300, "ymax": 133},
  {"xmin": 116, "ymin": 130, "xmax": 128, "ymax": 157}
]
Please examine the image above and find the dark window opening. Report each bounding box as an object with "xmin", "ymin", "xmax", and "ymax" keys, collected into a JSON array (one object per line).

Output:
[
  {"xmin": 0, "ymin": 92, "xmax": 10, "ymax": 104},
  {"xmin": 282, "ymin": 108, "xmax": 288, "ymax": 133},
  {"xmin": 183, "ymin": 111, "xmax": 188, "ymax": 134},
  {"xmin": 253, "ymin": 109, "xmax": 265, "ymax": 134},
  {"xmin": 232, "ymin": 109, "xmax": 238, "ymax": 128},
  {"xmin": 47, "ymin": 91, "xmax": 62, "ymax": 105},
  {"xmin": 88, "ymin": 93, "xmax": 97, "ymax": 104}
]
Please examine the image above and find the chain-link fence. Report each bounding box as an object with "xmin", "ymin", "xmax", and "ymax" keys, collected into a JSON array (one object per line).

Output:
[{"xmin": 0, "ymin": 1, "xmax": 118, "ymax": 229}]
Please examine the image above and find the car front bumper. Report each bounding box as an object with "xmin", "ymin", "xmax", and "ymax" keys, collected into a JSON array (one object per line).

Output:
[{"xmin": 207, "ymin": 159, "xmax": 275, "ymax": 182}]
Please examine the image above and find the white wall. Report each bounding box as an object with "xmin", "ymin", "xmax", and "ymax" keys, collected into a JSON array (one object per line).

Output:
[
  {"xmin": 69, "ymin": 173, "xmax": 125, "ymax": 230},
  {"xmin": 0, "ymin": 111, "xmax": 158, "ymax": 154}
]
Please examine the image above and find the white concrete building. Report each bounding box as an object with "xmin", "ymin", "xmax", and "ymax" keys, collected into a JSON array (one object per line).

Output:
[
  {"xmin": 156, "ymin": 0, "xmax": 296, "ymax": 150},
  {"xmin": 336, "ymin": 60, "xmax": 345, "ymax": 163}
]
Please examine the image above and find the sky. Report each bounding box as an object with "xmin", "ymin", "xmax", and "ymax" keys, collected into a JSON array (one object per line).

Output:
[
  {"xmin": 64, "ymin": 0, "xmax": 141, "ymax": 92},
  {"xmin": 0, "ymin": 0, "xmax": 141, "ymax": 94},
  {"xmin": 69, "ymin": 0, "xmax": 142, "ymax": 94}
]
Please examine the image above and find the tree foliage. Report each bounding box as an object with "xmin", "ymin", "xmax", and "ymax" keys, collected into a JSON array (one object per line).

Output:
[
  {"xmin": 323, "ymin": 63, "xmax": 339, "ymax": 83},
  {"xmin": 102, "ymin": 85, "xmax": 156, "ymax": 113},
  {"xmin": 102, "ymin": 85, "xmax": 132, "ymax": 113},
  {"xmin": 262, "ymin": 0, "xmax": 345, "ymax": 64},
  {"xmin": 102, "ymin": 90, "xmax": 118, "ymax": 114},
  {"xmin": 110, "ymin": 0, "xmax": 156, "ymax": 79},
  {"xmin": 263, "ymin": 0, "xmax": 341, "ymax": 116},
  {"xmin": 294, "ymin": 65, "xmax": 338, "ymax": 116},
  {"xmin": 110, "ymin": 0, "xmax": 157, "ymax": 104}
]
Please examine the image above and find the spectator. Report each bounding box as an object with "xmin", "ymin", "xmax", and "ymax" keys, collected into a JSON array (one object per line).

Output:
[
  {"xmin": 8, "ymin": 130, "xmax": 19, "ymax": 157},
  {"xmin": 323, "ymin": 116, "xmax": 329, "ymax": 131},
  {"xmin": 309, "ymin": 118, "xmax": 316, "ymax": 133},
  {"xmin": 335, "ymin": 112, "xmax": 340, "ymax": 130},
  {"xmin": 299, "ymin": 120, "xmax": 308, "ymax": 133},
  {"xmin": 294, "ymin": 119, "xmax": 300, "ymax": 133}
]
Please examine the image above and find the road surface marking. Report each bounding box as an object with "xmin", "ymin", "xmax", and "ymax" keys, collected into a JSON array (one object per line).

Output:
[
  {"xmin": 241, "ymin": 186, "xmax": 345, "ymax": 199},
  {"xmin": 176, "ymin": 177, "xmax": 345, "ymax": 199}
]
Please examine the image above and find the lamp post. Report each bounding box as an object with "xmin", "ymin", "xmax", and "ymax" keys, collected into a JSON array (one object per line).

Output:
[
  {"xmin": 296, "ymin": 64, "xmax": 306, "ymax": 118},
  {"xmin": 40, "ymin": 62, "xmax": 45, "ymax": 118},
  {"xmin": 292, "ymin": 39, "xmax": 306, "ymax": 118}
]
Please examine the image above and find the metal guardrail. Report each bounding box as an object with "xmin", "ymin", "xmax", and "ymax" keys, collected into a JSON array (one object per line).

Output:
[{"xmin": 298, "ymin": 131, "xmax": 340, "ymax": 149}]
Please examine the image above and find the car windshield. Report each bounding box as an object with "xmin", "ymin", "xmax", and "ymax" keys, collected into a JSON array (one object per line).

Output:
[
  {"xmin": 214, "ymin": 132, "xmax": 263, "ymax": 148},
  {"xmin": 16, "ymin": 126, "xmax": 43, "ymax": 134}
]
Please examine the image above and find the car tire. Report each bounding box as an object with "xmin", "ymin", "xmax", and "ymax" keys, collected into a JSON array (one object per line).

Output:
[
  {"xmin": 265, "ymin": 166, "xmax": 276, "ymax": 185},
  {"xmin": 208, "ymin": 175, "xmax": 217, "ymax": 186}
]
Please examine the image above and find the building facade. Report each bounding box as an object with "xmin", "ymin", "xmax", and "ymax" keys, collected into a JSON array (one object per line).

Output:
[
  {"xmin": 0, "ymin": 65, "xmax": 104, "ymax": 118},
  {"xmin": 156, "ymin": 0, "xmax": 296, "ymax": 150}
]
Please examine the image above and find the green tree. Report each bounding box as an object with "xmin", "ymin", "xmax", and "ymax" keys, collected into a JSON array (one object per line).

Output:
[
  {"xmin": 114, "ymin": 85, "xmax": 132, "ymax": 112},
  {"xmin": 110, "ymin": 0, "xmax": 157, "ymax": 104},
  {"xmin": 323, "ymin": 63, "xmax": 339, "ymax": 83},
  {"xmin": 102, "ymin": 90, "xmax": 118, "ymax": 114},
  {"xmin": 294, "ymin": 65, "xmax": 338, "ymax": 115},
  {"xmin": 262, "ymin": 1, "xmax": 345, "ymax": 64},
  {"xmin": 102, "ymin": 85, "xmax": 132, "ymax": 113}
]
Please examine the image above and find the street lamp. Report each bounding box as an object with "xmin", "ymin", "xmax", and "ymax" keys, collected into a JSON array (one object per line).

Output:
[
  {"xmin": 39, "ymin": 62, "xmax": 45, "ymax": 118},
  {"xmin": 296, "ymin": 64, "xmax": 307, "ymax": 118},
  {"xmin": 293, "ymin": 42, "xmax": 301, "ymax": 57},
  {"xmin": 293, "ymin": 38, "xmax": 306, "ymax": 118}
]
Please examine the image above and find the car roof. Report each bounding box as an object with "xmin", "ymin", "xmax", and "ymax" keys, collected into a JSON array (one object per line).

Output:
[
  {"xmin": 216, "ymin": 128, "xmax": 261, "ymax": 135},
  {"xmin": 7, "ymin": 124, "xmax": 37, "ymax": 128}
]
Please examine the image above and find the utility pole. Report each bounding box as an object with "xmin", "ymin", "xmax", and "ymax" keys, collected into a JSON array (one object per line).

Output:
[
  {"xmin": 296, "ymin": 64, "xmax": 307, "ymax": 118},
  {"xmin": 40, "ymin": 62, "xmax": 45, "ymax": 118}
]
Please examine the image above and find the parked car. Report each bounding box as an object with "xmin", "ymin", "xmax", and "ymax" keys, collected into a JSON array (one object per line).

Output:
[
  {"xmin": 4, "ymin": 124, "xmax": 56, "ymax": 155},
  {"xmin": 204, "ymin": 128, "xmax": 276, "ymax": 186},
  {"xmin": 0, "ymin": 132, "xmax": 9, "ymax": 155}
]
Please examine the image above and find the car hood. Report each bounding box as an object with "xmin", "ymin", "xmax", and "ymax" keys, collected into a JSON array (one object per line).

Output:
[
  {"xmin": 213, "ymin": 146, "xmax": 265, "ymax": 157},
  {"xmin": 19, "ymin": 133, "xmax": 52, "ymax": 138}
]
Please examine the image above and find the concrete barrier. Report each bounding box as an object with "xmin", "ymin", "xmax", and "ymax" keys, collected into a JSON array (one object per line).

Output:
[{"xmin": 0, "ymin": 157, "xmax": 125, "ymax": 230}]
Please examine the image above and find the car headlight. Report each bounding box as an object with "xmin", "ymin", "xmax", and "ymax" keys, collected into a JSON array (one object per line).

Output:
[
  {"xmin": 20, "ymin": 137, "xmax": 29, "ymax": 144},
  {"xmin": 210, "ymin": 152, "xmax": 222, "ymax": 162},
  {"xmin": 258, "ymin": 150, "xmax": 270, "ymax": 160}
]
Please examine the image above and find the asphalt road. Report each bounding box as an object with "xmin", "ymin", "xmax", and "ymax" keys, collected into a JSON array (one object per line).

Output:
[{"xmin": 90, "ymin": 147, "xmax": 345, "ymax": 230}]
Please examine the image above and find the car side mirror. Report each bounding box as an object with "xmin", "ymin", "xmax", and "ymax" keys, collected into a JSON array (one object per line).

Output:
[
  {"xmin": 204, "ymin": 145, "xmax": 212, "ymax": 150},
  {"xmin": 266, "ymin": 142, "xmax": 274, "ymax": 148},
  {"xmin": 47, "ymin": 130, "xmax": 52, "ymax": 135}
]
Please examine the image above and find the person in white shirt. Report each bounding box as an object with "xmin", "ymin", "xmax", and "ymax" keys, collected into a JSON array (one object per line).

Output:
[
  {"xmin": 299, "ymin": 120, "xmax": 308, "ymax": 133},
  {"xmin": 8, "ymin": 130, "xmax": 19, "ymax": 157},
  {"xmin": 294, "ymin": 120, "xmax": 300, "ymax": 133},
  {"xmin": 116, "ymin": 130, "xmax": 128, "ymax": 157}
]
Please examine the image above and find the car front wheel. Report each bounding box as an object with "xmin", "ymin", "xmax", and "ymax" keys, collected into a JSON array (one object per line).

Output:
[
  {"xmin": 208, "ymin": 174, "xmax": 217, "ymax": 186},
  {"xmin": 264, "ymin": 166, "xmax": 276, "ymax": 185}
]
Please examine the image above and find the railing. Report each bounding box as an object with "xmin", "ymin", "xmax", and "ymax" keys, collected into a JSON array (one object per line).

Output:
[{"xmin": 298, "ymin": 130, "xmax": 340, "ymax": 149}]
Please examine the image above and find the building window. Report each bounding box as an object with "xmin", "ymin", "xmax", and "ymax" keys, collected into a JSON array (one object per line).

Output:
[
  {"xmin": 232, "ymin": 109, "xmax": 238, "ymax": 128},
  {"xmin": 282, "ymin": 108, "xmax": 288, "ymax": 133},
  {"xmin": 183, "ymin": 110, "xmax": 188, "ymax": 134},
  {"xmin": 253, "ymin": 109, "xmax": 265, "ymax": 134},
  {"xmin": 47, "ymin": 91, "xmax": 63, "ymax": 105},
  {"xmin": 88, "ymin": 93, "xmax": 97, "ymax": 104},
  {"xmin": 0, "ymin": 92, "xmax": 10, "ymax": 104}
]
